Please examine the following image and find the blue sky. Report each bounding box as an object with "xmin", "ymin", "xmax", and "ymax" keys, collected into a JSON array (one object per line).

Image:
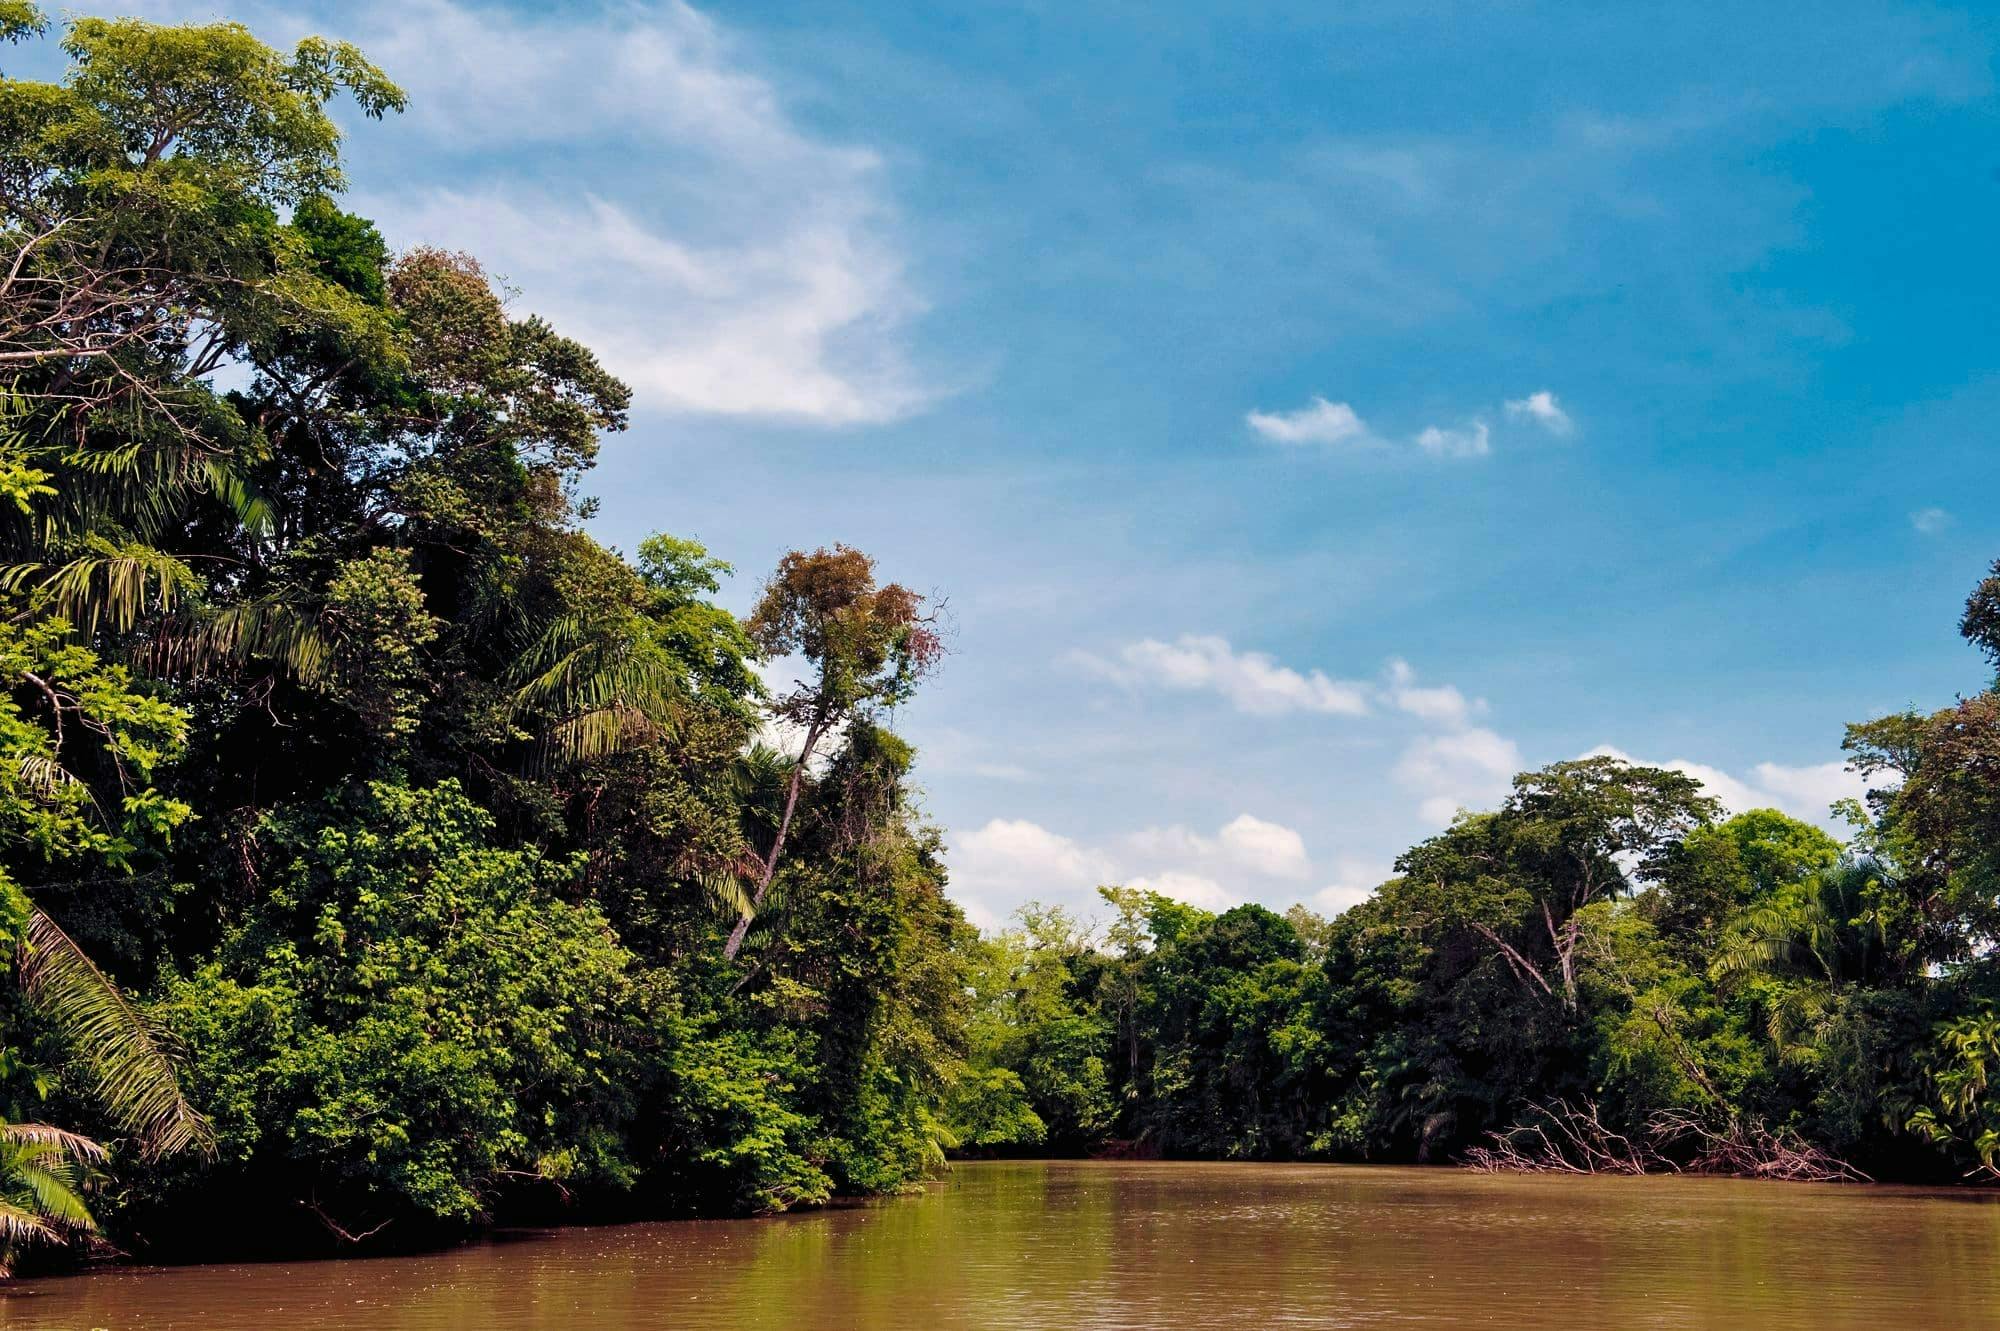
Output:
[{"xmin": 69, "ymin": 1, "xmax": 2000, "ymax": 926}]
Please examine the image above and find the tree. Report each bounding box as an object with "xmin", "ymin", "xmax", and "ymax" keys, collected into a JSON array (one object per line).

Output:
[
  {"xmin": 0, "ymin": 8, "xmax": 404, "ymax": 434},
  {"xmin": 723, "ymin": 545, "xmax": 941, "ymax": 959},
  {"xmin": 1400, "ymin": 757, "xmax": 1718, "ymax": 1010},
  {"xmin": 154, "ymin": 781, "xmax": 638, "ymax": 1244}
]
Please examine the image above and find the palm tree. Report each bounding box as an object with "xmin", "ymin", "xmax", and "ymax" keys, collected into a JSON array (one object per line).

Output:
[{"xmin": 1712, "ymin": 863, "xmax": 1891, "ymax": 1065}]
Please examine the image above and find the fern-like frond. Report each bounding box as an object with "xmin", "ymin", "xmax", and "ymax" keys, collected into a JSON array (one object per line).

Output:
[
  {"xmin": 0, "ymin": 1199, "xmax": 57, "ymax": 1249},
  {"xmin": 15, "ymin": 755, "xmax": 83, "ymax": 798}
]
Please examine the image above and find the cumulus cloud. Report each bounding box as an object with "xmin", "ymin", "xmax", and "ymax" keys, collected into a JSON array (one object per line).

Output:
[
  {"xmin": 1414, "ymin": 420, "xmax": 1492, "ymax": 458},
  {"xmin": 1126, "ymin": 871, "xmax": 1236, "ymax": 911},
  {"xmin": 952, "ymin": 811, "xmax": 1320, "ymax": 925},
  {"xmin": 1217, "ymin": 814, "xmax": 1311, "ymax": 880},
  {"xmin": 1245, "ymin": 396, "xmax": 1374, "ymax": 446},
  {"xmin": 1583, "ymin": 746, "xmax": 1880, "ymax": 828},
  {"xmin": 1504, "ymin": 390, "xmax": 1575, "ymax": 435},
  {"xmin": 1911, "ymin": 507, "xmax": 1953, "ymax": 535},
  {"xmin": 949, "ymin": 818, "xmax": 1114, "ymax": 927},
  {"xmin": 1125, "ymin": 814, "xmax": 1311, "ymax": 881},
  {"xmin": 1395, "ymin": 727, "xmax": 1523, "ymax": 826},
  {"xmin": 1070, "ymin": 635, "xmax": 1371, "ymax": 716},
  {"xmin": 217, "ymin": 0, "xmax": 935, "ymax": 426}
]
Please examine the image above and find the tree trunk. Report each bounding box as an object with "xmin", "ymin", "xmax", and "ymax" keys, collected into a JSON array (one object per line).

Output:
[{"xmin": 722, "ymin": 714, "xmax": 825, "ymax": 961}]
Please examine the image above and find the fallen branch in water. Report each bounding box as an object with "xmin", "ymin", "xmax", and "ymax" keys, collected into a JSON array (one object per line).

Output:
[
  {"xmin": 1649, "ymin": 1108, "xmax": 1871, "ymax": 1183},
  {"xmin": 298, "ymin": 1196, "xmax": 394, "ymax": 1245},
  {"xmin": 1462, "ymin": 1099, "xmax": 1868, "ymax": 1183},
  {"xmin": 1462, "ymin": 1099, "xmax": 1664, "ymax": 1176}
]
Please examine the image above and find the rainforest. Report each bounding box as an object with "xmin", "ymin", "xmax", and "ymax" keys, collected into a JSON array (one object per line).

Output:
[{"xmin": 4, "ymin": 2, "xmax": 2000, "ymax": 1294}]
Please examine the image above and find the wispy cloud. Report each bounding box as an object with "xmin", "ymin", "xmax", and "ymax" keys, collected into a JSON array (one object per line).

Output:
[
  {"xmin": 1414, "ymin": 420, "xmax": 1491, "ymax": 458},
  {"xmin": 203, "ymin": 0, "xmax": 937, "ymax": 426},
  {"xmin": 1504, "ymin": 389, "xmax": 1575, "ymax": 435},
  {"xmin": 1069, "ymin": 635, "xmax": 1372, "ymax": 716},
  {"xmin": 1245, "ymin": 396, "xmax": 1374, "ymax": 446},
  {"xmin": 1911, "ymin": 507, "xmax": 1953, "ymax": 535}
]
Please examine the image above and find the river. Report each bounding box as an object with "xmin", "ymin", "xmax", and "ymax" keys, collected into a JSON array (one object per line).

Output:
[{"xmin": 4, "ymin": 1160, "xmax": 1997, "ymax": 1328}]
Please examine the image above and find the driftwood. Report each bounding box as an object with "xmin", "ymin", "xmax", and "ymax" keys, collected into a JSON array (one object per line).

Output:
[{"xmin": 1461, "ymin": 1099, "xmax": 1868, "ymax": 1183}]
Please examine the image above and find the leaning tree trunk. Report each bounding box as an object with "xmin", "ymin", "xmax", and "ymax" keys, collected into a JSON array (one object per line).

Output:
[{"xmin": 722, "ymin": 714, "xmax": 826, "ymax": 961}]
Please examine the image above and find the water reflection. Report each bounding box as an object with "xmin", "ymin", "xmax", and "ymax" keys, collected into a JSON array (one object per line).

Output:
[{"xmin": 4, "ymin": 1161, "xmax": 1997, "ymax": 1329}]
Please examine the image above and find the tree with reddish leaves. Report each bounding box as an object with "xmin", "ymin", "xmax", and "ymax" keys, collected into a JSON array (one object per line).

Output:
[{"xmin": 723, "ymin": 545, "xmax": 943, "ymax": 960}]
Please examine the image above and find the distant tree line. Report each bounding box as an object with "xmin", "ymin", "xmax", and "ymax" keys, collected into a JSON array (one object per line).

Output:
[{"xmin": 948, "ymin": 566, "xmax": 2000, "ymax": 1184}]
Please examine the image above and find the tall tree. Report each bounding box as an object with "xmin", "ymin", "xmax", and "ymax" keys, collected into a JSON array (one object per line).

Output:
[{"xmin": 723, "ymin": 546, "xmax": 941, "ymax": 959}]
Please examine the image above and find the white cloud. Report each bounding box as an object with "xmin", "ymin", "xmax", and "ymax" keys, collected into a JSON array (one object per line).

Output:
[
  {"xmin": 1414, "ymin": 420, "xmax": 1492, "ymax": 458},
  {"xmin": 951, "ymin": 810, "xmax": 1318, "ymax": 926},
  {"xmin": 1127, "ymin": 871, "xmax": 1237, "ymax": 911},
  {"xmin": 1504, "ymin": 389, "xmax": 1575, "ymax": 435},
  {"xmin": 1072, "ymin": 635, "xmax": 1371, "ymax": 716},
  {"xmin": 1249, "ymin": 395, "xmax": 1492, "ymax": 460},
  {"xmin": 1218, "ymin": 814, "xmax": 1311, "ymax": 880},
  {"xmin": 948, "ymin": 818, "xmax": 1113, "ymax": 928},
  {"xmin": 972, "ymin": 763, "xmax": 1035, "ymax": 782},
  {"xmin": 1246, "ymin": 396, "xmax": 1375, "ymax": 446},
  {"xmin": 1385, "ymin": 658, "xmax": 1482, "ymax": 729},
  {"xmin": 1750, "ymin": 760, "xmax": 1876, "ymax": 819},
  {"xmin": 956, "ymin": 819, "xmax": 1107, "ymax": 881},
  {"xmin": 1583, "ymin": 746, "xmax": 1879, "ymax": 828},
  {"xmin": 1911, "ymin": 507, "xmax": 1953, "ymax": 535},
  {"xmin": 1125, "ymin": 813, "xmax": 1311, "ymax": 882},
  {"xmin": 1395, "ymin": 727, "xmax": 1523, "ymax": 826},
  {"xmin": 293, "ymin": 0, "xmax": 933, "ymax": 426},
  {"xmin": 1313, "ymin": 857, "xmax": 1396, "ymax": 914}
]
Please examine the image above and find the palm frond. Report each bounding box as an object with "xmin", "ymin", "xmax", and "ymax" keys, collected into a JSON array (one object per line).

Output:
[
  {"xmin": 144, "ymin": 597, "xmax": 334, "ymax": 686},
  {"xmin": 509, "ymin": 613, "xmax": 686, "ymax": 765},
  {"xmin": 15, "ymin": 755, "xmax": 84, "ymax": 798},
  {"xmin": 8, "ymin": 1159, "xmax": 93, "ymax": 1234},
  {"xmin": 18, "ymin": 911, "xmax": 211, "ymax": 1160},
  {"xmin": 0, "ymin": 542, "xmax": 195, "ymax": 635},
  {"xmin": 0, "ymin": 1199, "xmax": 57, "ymax": 1248},
  {"xmin": 0, "ymin": 1123, "xmax": 107, "ymax": 1165},
  {"xmin": 198, "ymin": 455, "xmax": 274, "ymax": 538},
  {"xmin": 695, "ymin": 868, "xmax": 755, "ymax": 923}
]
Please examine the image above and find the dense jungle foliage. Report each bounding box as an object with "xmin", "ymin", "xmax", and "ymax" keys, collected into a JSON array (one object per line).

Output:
[{"xmin": 3, "ymin": 2, "xmax": 2000, "ymax": 1277}]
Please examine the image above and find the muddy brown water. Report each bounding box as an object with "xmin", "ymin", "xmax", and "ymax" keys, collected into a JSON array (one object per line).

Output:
[{"xmin": 4, "ymin": 1160, "xmax": 1997, "ymax": 1329}]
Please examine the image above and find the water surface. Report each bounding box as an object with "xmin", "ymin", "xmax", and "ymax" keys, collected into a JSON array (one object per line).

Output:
[{"xmin": 6, "ymin": 1160, "xmax": 1997, "ymax": 1329}]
